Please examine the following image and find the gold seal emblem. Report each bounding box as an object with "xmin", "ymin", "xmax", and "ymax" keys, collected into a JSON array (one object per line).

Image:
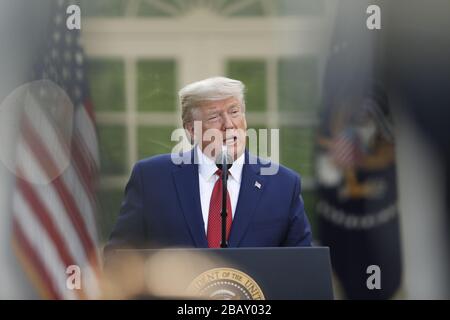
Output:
[{"xmin": 186, "ymin": 268, "xmax": 265, "ymax": 300}]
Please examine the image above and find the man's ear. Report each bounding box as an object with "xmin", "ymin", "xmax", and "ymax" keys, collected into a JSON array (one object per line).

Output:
[{"xmin": 184, "ymin": 122, "xmax": 194, "ymax": 144}]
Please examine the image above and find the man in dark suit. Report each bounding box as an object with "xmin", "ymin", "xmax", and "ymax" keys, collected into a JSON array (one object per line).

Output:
[{"xmin": 106, "ymin": 77, "xmax": 312, "ymax": 251}]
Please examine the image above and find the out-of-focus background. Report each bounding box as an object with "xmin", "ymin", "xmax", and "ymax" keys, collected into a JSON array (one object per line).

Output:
[{"xmin": 0, "ymin": 0, "xmax": 448, "ymax": 300}]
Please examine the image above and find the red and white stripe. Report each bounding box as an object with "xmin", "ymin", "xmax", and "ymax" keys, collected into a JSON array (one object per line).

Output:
[
  {"xmin": 331, "ymin": 132, "xmax": 362, "ymax": 168},
  {"xmin": 12, "ymin": 101, "xmax": 100, "ymax": 299}
]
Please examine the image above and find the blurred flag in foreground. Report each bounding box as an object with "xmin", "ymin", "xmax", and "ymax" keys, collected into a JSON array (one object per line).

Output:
[
  {"xmin": 9, "ymin": 0, "xmax": 100, "ymax": 299},
  {"xmin": 315, "ymin": 0, "xmax": 402, "ymax": 299}
]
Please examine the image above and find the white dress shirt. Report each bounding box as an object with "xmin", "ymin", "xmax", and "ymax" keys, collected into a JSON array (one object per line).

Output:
[{"xmin": 197, "ymin": 146, "xmax": 244, "ymax": 233}]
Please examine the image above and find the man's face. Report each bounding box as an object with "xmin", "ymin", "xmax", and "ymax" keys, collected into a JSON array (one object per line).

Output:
[{"xmin": 188, "ymin": 96, "xmax": 247, "ymax": 161}]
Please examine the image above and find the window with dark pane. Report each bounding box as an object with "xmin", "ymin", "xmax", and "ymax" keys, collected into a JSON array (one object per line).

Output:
[
  {"xmin": 227, "ymin": 60, "xmax": 267, "ymax": 112},
  {"xmin": 97, "ymin": 125, "xmax": 127, "ymax": 175},
  {"xmin": 137, "ymin": 60, "xmax": 176, "ymax": 112},
  {"xmin": 80, "ymin": 0, "xmax": 125, "ymax": 17},
  {"xmin": 278, "ymin": 56, "xmax": 318, "ymax": 112},
  {"xmin": 246, "ymin": 125, "xmax": 276, "ymax": 160},
  {"xmin": 276, "ymin": 0, "xmax": 325, "ymax": 16},
  {"xmin": 87, "ymin": 58, "xmax": 125, "ymax": 112},
  {"xmin": 280, "ymin": 126, "xmax": 315, "ymax": 177},
  {"xmin": 226, "ymin": 0, "xmax": 265, "ymax": 17},
  {"xmin": 138, "ymin": 126, "xmax": 176, "ymax": 160},
  {"xmin": 137, "ymin": 1, "xmax": 172, "ymax": 17}
]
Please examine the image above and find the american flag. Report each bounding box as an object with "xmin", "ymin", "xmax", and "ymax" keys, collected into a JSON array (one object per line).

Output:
[
  {"xmin": 330, "ymin": 128, "xmax": 362, "ymax": 168},
  {"xmin": 11, "ymin": 1, "xmax": 100, "ymax": 299}
]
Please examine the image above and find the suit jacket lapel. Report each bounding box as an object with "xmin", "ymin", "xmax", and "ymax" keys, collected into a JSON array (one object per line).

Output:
[
  {"xmin": 228, "ymin": 151, "xmax": 266, "ymax": 247},
  {"xmin": 172, "ymin": 151, "xmax": 208, "ymax": 248}
]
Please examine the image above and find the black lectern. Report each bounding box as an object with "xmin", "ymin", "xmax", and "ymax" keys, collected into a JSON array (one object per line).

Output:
[{"xmin": 106, "ymin": 247, "xmax": 334, "ymax": 300}]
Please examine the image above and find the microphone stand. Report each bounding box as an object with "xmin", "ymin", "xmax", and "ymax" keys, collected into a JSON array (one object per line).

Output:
[{"xmin": 219, "ymin": 146, "xmax": 231, "ymax": 248}]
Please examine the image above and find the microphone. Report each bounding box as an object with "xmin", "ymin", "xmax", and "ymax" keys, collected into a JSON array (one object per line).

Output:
[
  {"xmin": 216, "ymin": 144, "xmax": 233, "ymax": 171},
  {"xmin": 216, "ymin": 145, "xmax": 232, "ymax": 248}
]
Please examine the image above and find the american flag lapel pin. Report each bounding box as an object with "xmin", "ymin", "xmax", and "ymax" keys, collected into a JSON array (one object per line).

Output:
[{"xmin": 254, "ymin": 181, "xmax": 261, "ymax": 189}]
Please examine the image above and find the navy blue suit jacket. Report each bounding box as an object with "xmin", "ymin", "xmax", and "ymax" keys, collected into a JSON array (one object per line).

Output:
[{"xmin": 105, "ymin": 150, "xmax": 312, "ymax": 251}]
